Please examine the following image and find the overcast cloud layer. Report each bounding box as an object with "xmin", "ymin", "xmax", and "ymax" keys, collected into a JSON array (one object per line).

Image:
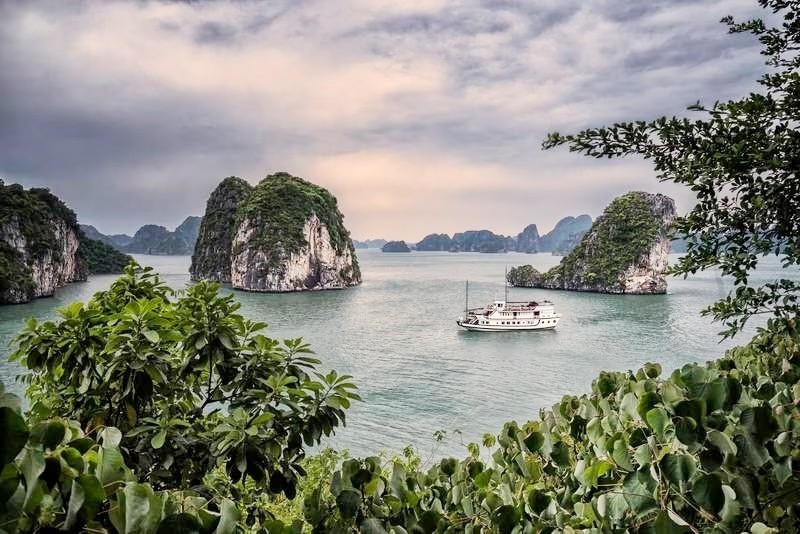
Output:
[{"xmin": 0, "ymin": 0, "xmax": 768, "ymax": 240}]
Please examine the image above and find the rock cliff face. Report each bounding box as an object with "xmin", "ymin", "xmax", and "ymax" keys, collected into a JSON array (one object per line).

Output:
[
  {"xmin": 508, "ymin": 192, "xmax": 676, "ymax": 294},
  {"xmin": 515, "ymin": 224, "xmax": 540, "ymax": 253},
  {"xmin": 0, "ymin": 182, "xmax": 88, "ymax": 304},
  {"xmin": 191, "ymin": 177, "xmax": 254, "ymax": 282},
  {"xmin": 194, "ymin": 172, "xmax": 361, "ymax": 292}
]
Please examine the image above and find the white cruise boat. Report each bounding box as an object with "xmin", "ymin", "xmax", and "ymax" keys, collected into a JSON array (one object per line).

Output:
[
  {"xmin": 457, "ymin": 299, "xmax": 561, "ymax": 331},
  {"xmin": 456, "ymin": 278, "xmax": 561, "ymax": 331}
]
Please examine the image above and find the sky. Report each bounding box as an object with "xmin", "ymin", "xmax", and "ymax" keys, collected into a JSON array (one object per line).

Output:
[{"xmin": 0, "ymin": 0, "xmax": 769, "ymax": 242}]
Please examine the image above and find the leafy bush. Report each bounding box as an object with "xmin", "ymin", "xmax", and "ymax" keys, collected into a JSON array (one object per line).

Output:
[
  {"xmin": 0, "ymin": 382, "xmax": 240, "ymax": 533},
  {"xmin": 10, "ymin": 263, "xmax": 359, "ymax": 528},
  {"xmin": 303, "ymin": 321, "xmax": 800, "ymax": 532}
]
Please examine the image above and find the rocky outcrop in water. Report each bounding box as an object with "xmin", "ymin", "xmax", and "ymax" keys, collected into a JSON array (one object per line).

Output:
[
  {"xmin": 382, "ymin": 241, "xmax": 411, "ymax": 252},
  {"xmin": 190, "ymin": 177, "xmax": 254, "ymax": 282},
  {"xmin": 193, "ymin": 172, "xmax": 361, "ymax": 292},
  {"xmin": 415, "ymin": 234, "xmax": 453, "ymax": 251},
  {"xmin": 452, "ymin": 230, "xmax": 513, "ymax": 253},
  {"xmin": 0, "ymin": 182, "xmax": 87, "ymax": 303},
  {"xmin": 508, "ymin": 192, "xmax": 676, "ymax": 294}
]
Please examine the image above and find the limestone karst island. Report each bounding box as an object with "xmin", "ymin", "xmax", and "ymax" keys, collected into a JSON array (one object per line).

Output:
[
  {"xmin": 191, "ymin": 172, "xmax": 361, "ymax": 292},
  {"xmin": 508, "ymin": 192, "xmax": 675, "ymax": 294}
]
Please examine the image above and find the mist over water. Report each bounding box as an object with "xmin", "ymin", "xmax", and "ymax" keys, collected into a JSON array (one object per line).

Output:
[{"xmin": 1, "ymin": 251, "xmax": 794, "ymax": 457}]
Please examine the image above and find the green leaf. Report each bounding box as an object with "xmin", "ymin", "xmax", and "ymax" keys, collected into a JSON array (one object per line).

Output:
[
  {"xmin": 151, "ymin": 429, "xmax": 167, "ymax": 450},
  {"xmin": 661, "ymin": 454, "xmax": 696, "ymax": 488},
  {"xmin": 645, "ymin": 407, "xmax": 669, "ymax": 439},
  {"xmin": 734, "ymin": 432, "xmax": 770, "ymax": 469},
  {"xmin": 30, "ymin": 420, "xmax": 66, "ymax": 449},
  {"xmin": 121, "ymin": 482, "xmax": 163, "ymax": 534},
  {"xmin": 336, "ymin": 488, "xmax": 361, "ymax": 519},
  {"xmin": 143, "ymin": 329, "xmax": 160, "ymax": 344},
  {"xmin": 64, "ymin": 478, "xmax": 86, "ymax": 530},
  {"xmin": 651, "ymin": 510, "xmax": 690, "ymax": 533},
  {"xmin": 157, "ymin": 513, "xmax": 202, "ymax": 534},
  {"xmin": 0, "ymin": 406, "xmax": 29, "ymax": 464},
  {"xmin": 101, "ymin": 427, "xmax": 123, "ymax": 448},
  {"xmin": 21, "ymin": 448, "xmax": 45, "ymax": 512},
  {"xmin": 621, "ymin": 470, "xmax": 657, "ymax": 517},
  {"xmin": 493, "ymin": 504, "xmax": 521, "ymax": 534},
  {"xmin": 214, "ymin": 499, "xmax": 239, "ymax": 534},
  {"xmin": 692, "ymin": 473, "xmax": 724, "ymax": 515},
  {"xmin": 360, "ymin": 518, "xmax": 389, "ymax": 534},
  {"xmin": 523, "ymin": 431, "xmax": 544, "ymax": 452}
]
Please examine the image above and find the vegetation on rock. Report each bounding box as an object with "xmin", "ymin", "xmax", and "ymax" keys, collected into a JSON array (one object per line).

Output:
[
  {"xmin": 191, "ymin": 176, "xmax": 254, "ymax": 282},
  {"xmin": 77, "ymin": 233, "xmax": 132, "ymax": 274},
  {"xmin": 235, "ymin": 172, "xmax": 355, "ymax": 260},
  {"xmin": 509, "ymin": 192, "xmax": 673, "ymax": 294}
]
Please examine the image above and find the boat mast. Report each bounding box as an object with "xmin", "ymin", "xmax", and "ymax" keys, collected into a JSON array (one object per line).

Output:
[
  {"xmin": 465, "ymin": 280, "xmax": 469, "ymax": 316},
  {"xmin": 504, "ymin": 267, "xmax": 508, "ymax": 302}
]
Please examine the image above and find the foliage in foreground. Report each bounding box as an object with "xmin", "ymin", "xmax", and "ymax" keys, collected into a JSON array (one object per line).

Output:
[
  {"xmin": 301, "ymin": 321, "xmax": 800, "ymax": 533},
  {"xmin": 0, "ymin": 382, "xmax": 239, "ymax": 533},
  {"xmin": 7, "ymin": 262, "xmax": 359, "ymax": 530}
]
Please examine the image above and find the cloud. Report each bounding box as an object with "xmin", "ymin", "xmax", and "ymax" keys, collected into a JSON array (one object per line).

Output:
[{"xmin": 0, "ymin": 0, "xmax": 768, "ymax": 237}]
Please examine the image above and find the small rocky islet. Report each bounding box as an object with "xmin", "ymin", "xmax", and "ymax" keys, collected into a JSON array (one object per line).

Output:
[
  {"xmin": 191, "ymin": 172, "xmax": 361, "ymax": 292},
  {"xmin": 508, "ymin": 191, "xmax": 676, "ymax": 294}
]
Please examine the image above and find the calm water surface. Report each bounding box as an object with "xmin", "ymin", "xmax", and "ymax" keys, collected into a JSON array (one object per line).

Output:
[{"xmin": 0, "ymin": 251, "xmax": 793, "ymax": 457}]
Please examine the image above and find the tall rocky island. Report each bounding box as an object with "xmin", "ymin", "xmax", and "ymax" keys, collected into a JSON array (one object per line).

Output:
[
  {"xmin": 508, "ymin": 192, "xmax": 676, "ymax": 294},
  {"xmin": 191, "ymin": 172, "xmax": 361, "ymax": 291},
  {"xmin": 0, "ymin": 181, "xmax": 131, "ymax": 304}
]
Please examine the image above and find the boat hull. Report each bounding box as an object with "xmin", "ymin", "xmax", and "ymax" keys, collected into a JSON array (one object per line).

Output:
[{"xmin": 456, "ymin": 318, "xmax": 559, "ymax": 332}]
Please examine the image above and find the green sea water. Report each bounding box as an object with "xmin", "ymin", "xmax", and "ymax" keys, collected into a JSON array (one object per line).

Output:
[{"xmin": 0, "ymin": 250, "xmax": 793, "ymax": 457}]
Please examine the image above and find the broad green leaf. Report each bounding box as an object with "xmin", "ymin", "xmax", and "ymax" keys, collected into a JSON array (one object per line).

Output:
[
  {"xmin": 692, "ymin": 473, "xmax": 724, "ymax": 515},
  {"xmin": 336, "ymin": 488, "xmax": 361, "ymax": 519},
  {"xmin": 151, "ymin": 430, "xmax": 167, "ymax": 450},
  {"xmin": 142, "ymin": 329, "xmax": 160, "ymax": 344},
  {"xmin": 651, "ymin": 510, "xmax": 690, "ymax": 533},
  {"xmin": 157, "ymin": 513, "xmax": 202, "ymax": 534},
  {"xmin": 706, "ymin": 430, "xmax": 737, "ymax": 456},
  {"xmin": 214, "ymin": 498, "xmax": 239, "ymax": 534},
  {"xmin": 101, "ymin": 427, "xmax": 123, "ymax": 448},
  {"xmin": 0, "ymin": 406, "xmax": 28, "ymax": 464},
  {"xmin": 30, "ymin": 420, "xmax": 66, "ymax": 449},
  {"xmin": 361, "ymin": 518, "xmax": 389, "ymax": 534},
  {"xmin": 645, "ymin": 407, "xmax": 669, "ymax": 439},
  {"xmin": 621, "ymin": 470, "xmax": 657, "ymax": 517},
  {"xmin": 121, "ymin": 482, "xmax": 163, "ymax": 534},
  {"xmin": 64, "ymin": 478, "xmax": 86, "ymax": 530},
  {"xmin": 661, "ymin": 454, "xmax": 696, "ymax": 488},
  {"xmin": 21, "ymin": 448, "xmax": 45, "ymax": 512}
]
